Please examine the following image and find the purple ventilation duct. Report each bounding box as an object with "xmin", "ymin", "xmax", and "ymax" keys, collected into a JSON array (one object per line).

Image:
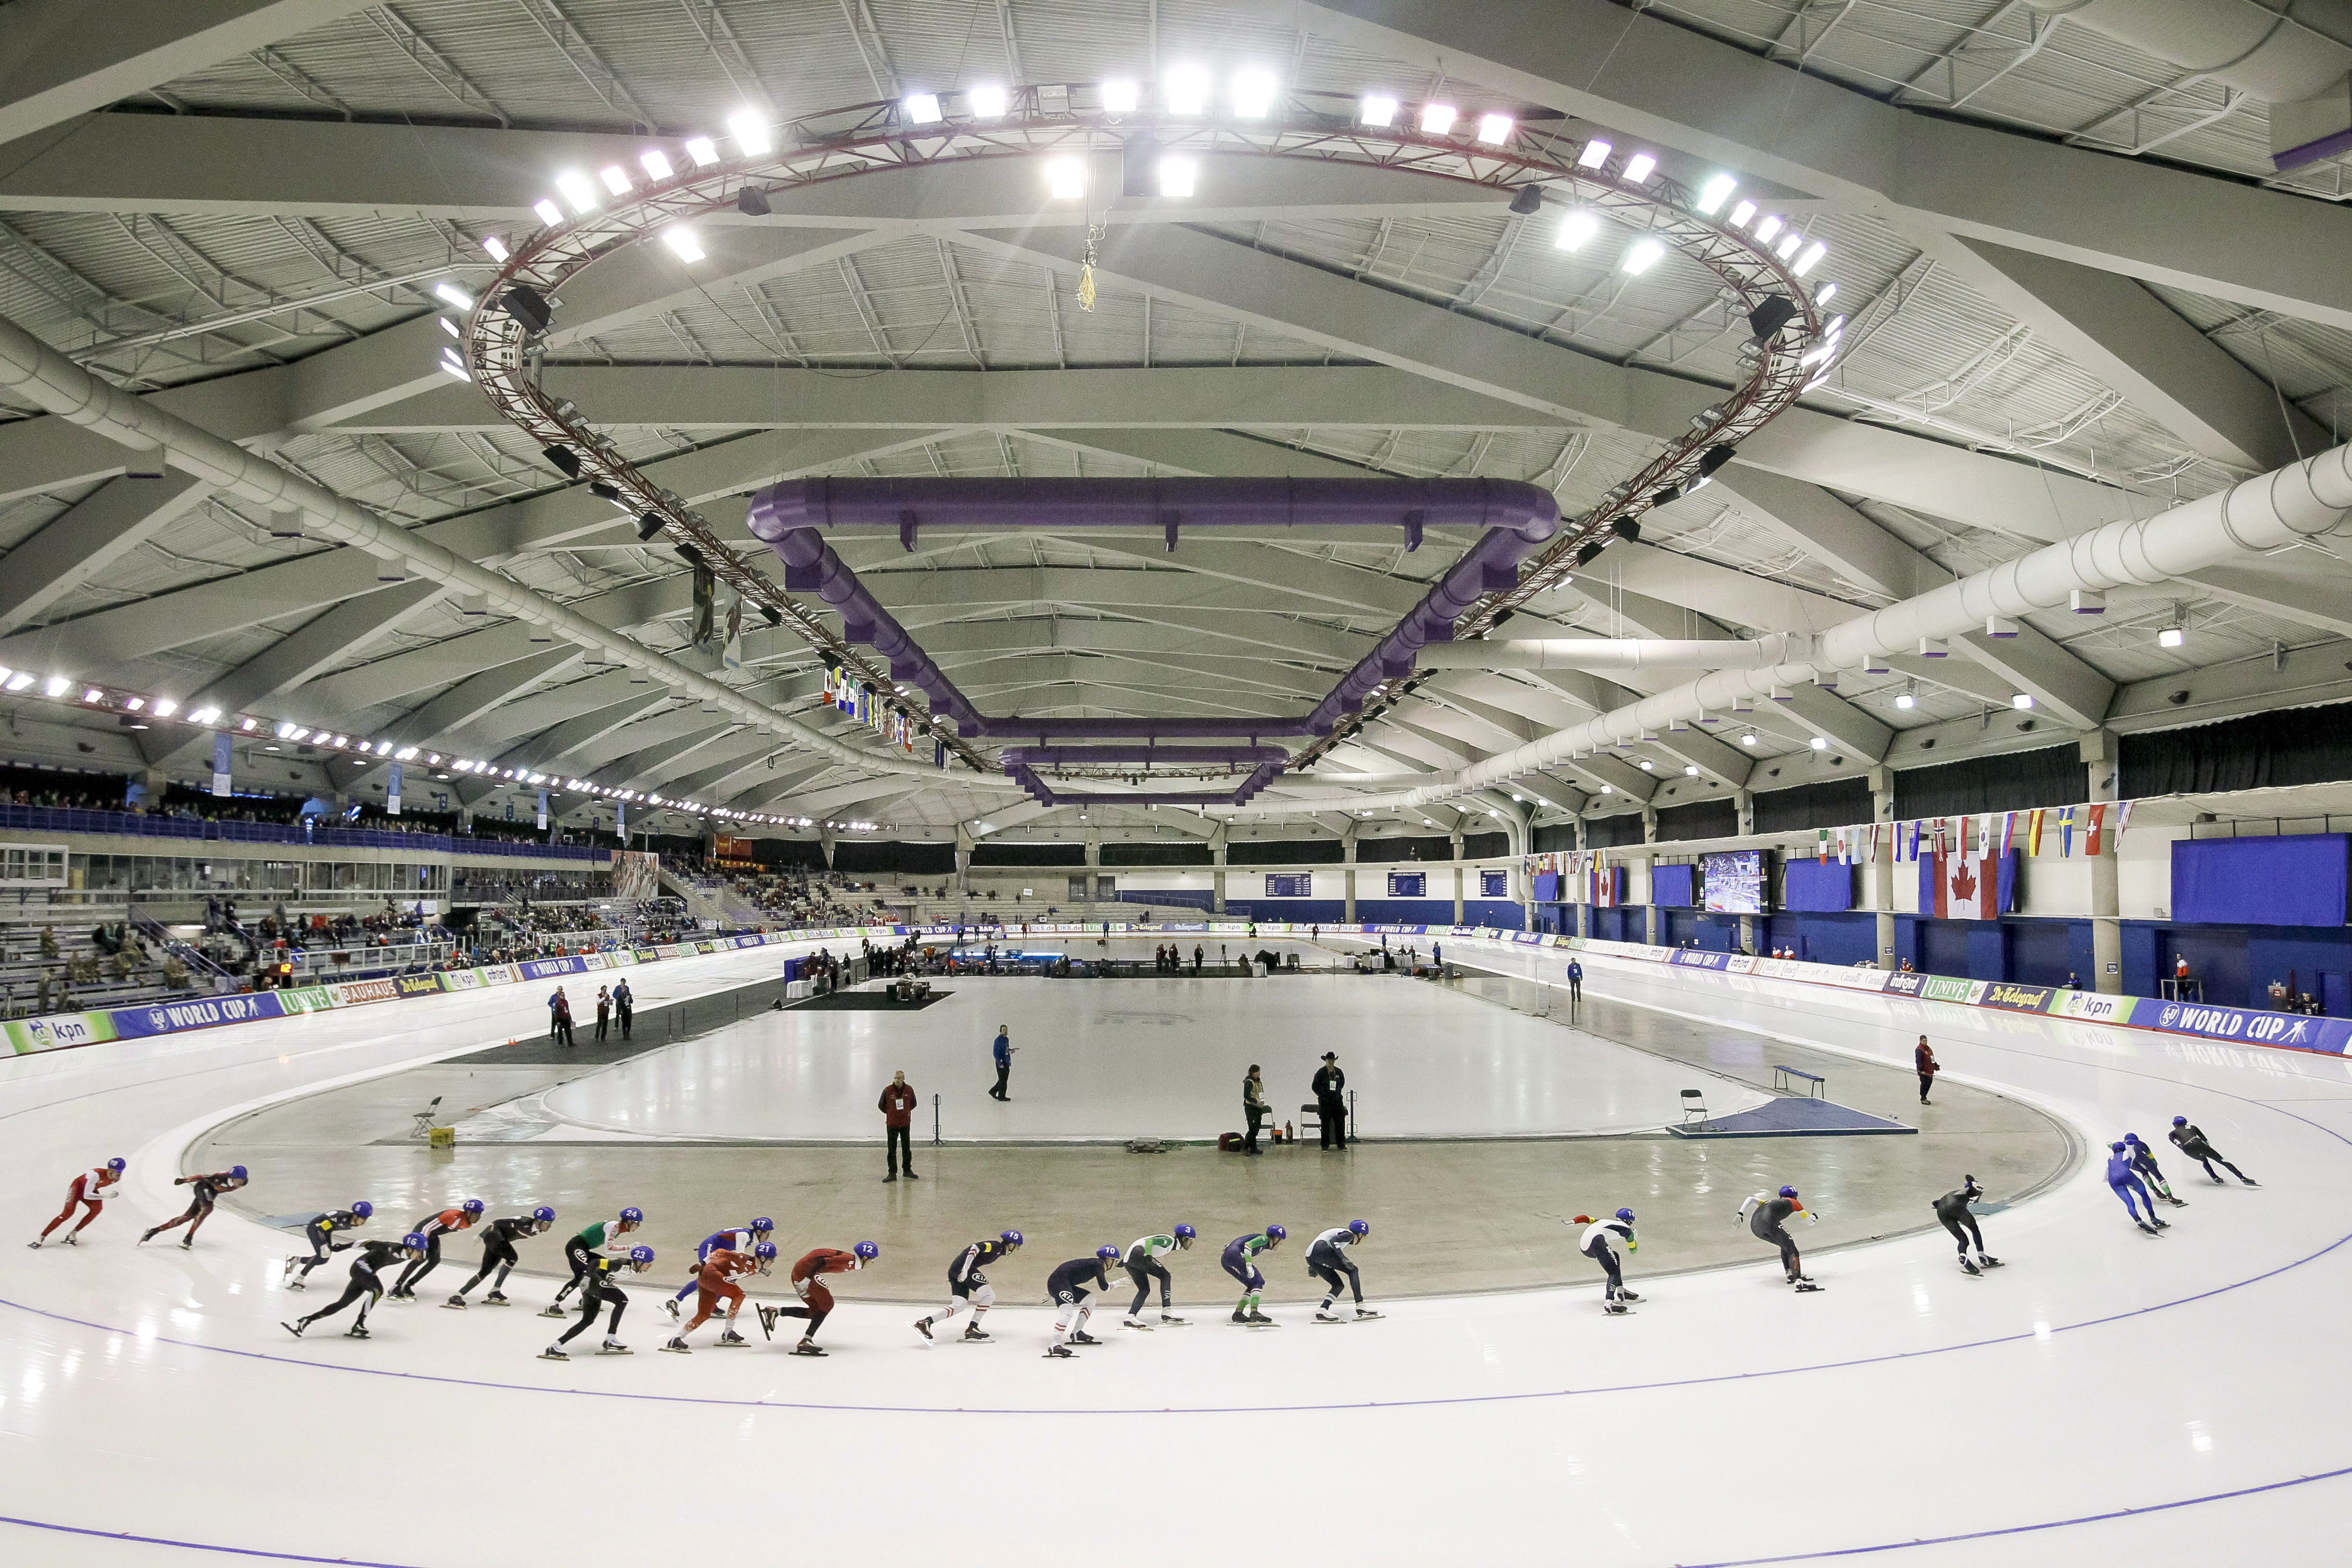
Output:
[
  {"xmin": 745, "ymin": 476, "xmax": 1560, "ymax": 769},
  {"xmin": 759, "ymin": 525, "xmax": 988, "ymax": 737},
  {"xmin": 1011, "ymin": 760, "xmax": 1284, "ymax": 809},
  {"xmin": 999, "ymin": 744, "xmax": 1291, "ymax": 768}
]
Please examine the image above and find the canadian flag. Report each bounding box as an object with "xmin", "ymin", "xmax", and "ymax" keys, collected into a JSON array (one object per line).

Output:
[{"xmin": 1927, "ymin": 851, "xmax": 2000, "ymax": 919}]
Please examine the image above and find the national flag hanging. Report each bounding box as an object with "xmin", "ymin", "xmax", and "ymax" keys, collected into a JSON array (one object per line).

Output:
[
  {"xmin": 2086, "ymin": 801, "xmax": 2108, "ymax": 857},
  {"xmin": 211, "ymin": 731, "xmax": 233, "ymax": 798},
  {"xmin": 1999, "ymin": 811, "xmax": 2015, "ymax": 858},
  {"xmin": 1817, "ymin": 828, "xmax": 1829, "ymax": 864},
  {"xmin": 2115, "ymin": 799, "xmax": 2135, "ymax": 845},
  {"xmin": 2027, "ymin": 808, "xmax": 2044, "ymax": 857},
  {"xmin": 2059, "ymin": 806, "xmax": 2076, "ymax": 857},
  {"xmin": 1925, "ymin": 849, "xmax": 2000, "ymax": 919},
  {"xmin": 1838, "ymin": 827, "xmax": 1852, "ymax": 866}
]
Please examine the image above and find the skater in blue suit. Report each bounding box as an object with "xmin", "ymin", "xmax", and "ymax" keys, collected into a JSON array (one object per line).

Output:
[{"xmin": 2107, "ymin": 1141, "xmax": 2169, "ymax": 1235}]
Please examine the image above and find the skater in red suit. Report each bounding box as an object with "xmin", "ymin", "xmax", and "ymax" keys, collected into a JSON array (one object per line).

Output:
[
  {"xmin": 662, "ymin": 1242, "xmax": 774, "ymax": 1351},
  {"xmin": 761, "ymin": 1242, "xmax": 879, "ymax": 1355},
  {"xmin": 139, "ymin": 1166, "xmax": 248, "ymax": 1250},
  {"xmin": 29, "ymin": 1157, "xmax": 126, "ymax": 1247}
]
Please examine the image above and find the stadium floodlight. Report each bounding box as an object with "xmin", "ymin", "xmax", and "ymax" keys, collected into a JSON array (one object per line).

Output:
[
  {"xmin": 1476, "ymin": 112, "xmax": 1513, "ymax": 145},
  {"xmin": 555, "ymin": 172, "xmax": 599, "ymax": 214},
  {"xmin": 1554, "ymin": 210, "xmax": 1598, "ymax": 250},
  {"xmin": 1739, "ymin": 731, "xmax": 1758, "ymax": 746},
  {"xmin": 684, "ymin": 135, "xmax": 719, "ymax": 166},
  {"xmin": 433, "ymin": 282, "xmax": 474, "ymax": 311},
  {"xmin": 1696, "ymin": 174, "xmax": 1737, "ymax": 214},
  {"xmin": 1727, "ymin": 199, "xmax": 1755, "ymax": 228},
  {"xmin": 1164, "ymin": 63, "xmax": 1211, "ymax": 114},
  {"xmin": 1577, "ymin": 139, "xmax": 1611, "ymax": 169},
  {"xmin": 1099, "ymin": 78, "xmax": 1139, "ymax": 113},
  {"xmin": 1044, "ymin": 156, "xmax": 1087, "ymax": 200},
  {"xmin": 1809, "ymin": 736, "xmax": 1829, "ymax": 750},
  {"xmin": 532, "ymin": 199, "xmax": 564, "ymax": 227},
  {"xmin": 1684, "ymin": 765, "xmax": 1701, "ymax": 776},
  {"xmin": 968, "ymin": 83, "xmax": 1009, "ymax": 118},
  {"xmin": 481, "ymin": 235, "xmax": 509, "ymax": 262},
  {"xmin": 599, "ymin": 165, "xmax": 632, "ymax": 196},
  {"xmin": 1777, "ymin": 232, "xmax": 1803, "ymax": 261},
  {"xmin": 2012, "ymin": 693, "xmax": 2034, "ymax": 710},
  {"xmin": 660, "ymin": 226, "xmax": 706, "ymax": 263},
  {"xmin": 1358, "ymin": 93, "xmax": 1398, "ymax": 127},
  {"xmin": 1621, "ymin": 238, "xmax": 1665, "ymax": 275},
  {"xmin": 1753, "ymin": 214, "xmax": 1783, "ymax": 244},
  {"xmin": 1157, "ymin": 155, "xmax": 1198, "ymax": 197},
  {"xmin": 728, "ymin": 110, "xmax": 772, "ymax": 154},
  {"xmin": 1232, "ymin": 68, "xmax": 1279, "ymax": 118},
  {"xmin": 1624, "ymin": 152, "xmax": 1657, "ymax": 183},
  {"xmin": 902, "ymin": 92, "xmax": 942, "ymax": 125},
  {"xmin": 1793, "ymin": 241, "xmax": 1827, "ymax": 277},
  {"xmin": 639, "ymin": 149, "xmax": 674, "ymax": 181},
  {"xmin": 1418, "ymin": 102, "xmax": 1457, "ymax": 135},
  {"xmin": 1816, "ymin": 282, "xmax": 1838, "ymax": 303}
]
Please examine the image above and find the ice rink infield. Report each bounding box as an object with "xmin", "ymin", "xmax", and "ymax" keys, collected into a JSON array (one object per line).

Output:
[{"xmin": 4, "ymin": 931, "xmax": 2350, "ymax": 1567}]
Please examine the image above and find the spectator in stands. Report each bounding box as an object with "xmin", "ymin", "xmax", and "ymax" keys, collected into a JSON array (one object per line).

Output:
[{"xmin": 879, "ymin": 1071, "xmax": 919, "ymax": 1182}]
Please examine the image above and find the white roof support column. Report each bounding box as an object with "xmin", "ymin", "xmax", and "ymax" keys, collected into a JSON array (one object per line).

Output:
[
  {"xmin": 141, "ymin": 578, "xmax": 444, "ymax": 765},
  {"xmin": 0, "ymin": 472, "xmax": 212, "ymax": 634},
  {"xmin": 0, "ymin": 1, "xmax": 375, "ymax": 146},
  {"xmin": 1948, "ymin": 241, "xmax": 2330, "ymax": 474}
]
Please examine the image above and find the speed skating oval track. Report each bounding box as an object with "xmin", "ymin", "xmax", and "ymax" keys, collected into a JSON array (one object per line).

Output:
[{"xmin": 3, "ymin": 932, "xmax": 2347, "ymax": 1568}]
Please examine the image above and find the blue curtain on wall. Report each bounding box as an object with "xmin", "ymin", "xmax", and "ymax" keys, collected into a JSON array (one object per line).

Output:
[
  {"xmin": 1784, "ymin": 860, "xmax": 1854, "ymax": 912},
  {"xmin": 1652, "ymin": 864, "xmax": 1697, "ymax": 907},
  {"xmin": 2172, "ymin": 834, "xmax": 2348, "ymax": 928}
]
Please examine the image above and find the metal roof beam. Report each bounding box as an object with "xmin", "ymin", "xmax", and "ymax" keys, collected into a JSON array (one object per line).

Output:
[
  {"xmin": 0, "ymin": 2, "xmax": 377, "ymax": 147},
  {"xmin": 963, "ymin": 222, "xmax": 2132, "ymax": 543},
  {"xmin": 0, "ymin": 472, "xmax": 212, "ymax": 635},
  {"xmin": 1297, "ymin": 0, "xmax": 2352, "ymax": 331}
]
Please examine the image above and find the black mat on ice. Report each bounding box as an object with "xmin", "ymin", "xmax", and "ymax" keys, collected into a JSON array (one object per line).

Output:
[
  {"xmin": 789, "ymin": 989, "xmax": 954, "ymax": 1010},
  {"xmin": 454, "ymin": 975, "xmax": 798, "ymax": 1066}
]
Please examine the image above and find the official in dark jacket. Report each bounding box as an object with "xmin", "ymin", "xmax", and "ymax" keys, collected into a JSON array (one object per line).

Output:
[{"xmin": 1312, "ymin": 1052, "xmax": 1348, "ymax": 1150}]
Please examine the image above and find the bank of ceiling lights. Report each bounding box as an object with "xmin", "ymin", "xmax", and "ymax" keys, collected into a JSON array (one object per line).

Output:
[
  {"xmin": 0, "ymin": 664, "xmax": 793, "ymax": 824},
  {"xmin": 488, "ymin": 71, "xmax": 1837, "ymax": 369}
]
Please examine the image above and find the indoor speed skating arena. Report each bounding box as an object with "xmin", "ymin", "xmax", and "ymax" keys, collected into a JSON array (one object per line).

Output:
[{"xmin": 8, "ymin": 1, "xmax": 2352, "ymax": 1564}]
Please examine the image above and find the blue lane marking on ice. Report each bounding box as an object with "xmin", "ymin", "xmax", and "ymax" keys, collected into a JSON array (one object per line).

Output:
[
  {"xmin": 1674, "ymin": 1463, "xmax": 2352, "ymax": 1565},
  {"xmin": 0, "ymin": 1514, "xmax": 424, "ymax": 1567}
]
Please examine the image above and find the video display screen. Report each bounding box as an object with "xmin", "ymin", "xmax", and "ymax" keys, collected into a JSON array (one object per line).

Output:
[{"xmin": 1702, "ymin": 849, "xmax": 1768, "ymax": 914}]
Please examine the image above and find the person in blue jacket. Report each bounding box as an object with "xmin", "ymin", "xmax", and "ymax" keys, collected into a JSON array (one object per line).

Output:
[
  {"xmin": 2107, "ymin": 1141, "xmax": 2169, "ymax": 1235},
  {"xmin": 988, "ymin": 1024, "xmax": 1014, "ymax": 1101}
]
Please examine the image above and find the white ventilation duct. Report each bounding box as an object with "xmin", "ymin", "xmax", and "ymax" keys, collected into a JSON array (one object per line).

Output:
[
  {"xmin": 1414, "ymin": 634, "xmax": 1816, "ymax": 672},
  {"xmin": 0, "ymin": 310, "xmax": 1005, "ymax": 794},
  {"xmin": 2024, "ymin": 0, "xmax": 2352, "ymax": 168},
  {"xmin": 1230, "ymin": 443, "xmax": 2352, "ymax": 816}
]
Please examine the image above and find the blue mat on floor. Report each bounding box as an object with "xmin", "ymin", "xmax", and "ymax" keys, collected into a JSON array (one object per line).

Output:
[{"xmin": 1669, "ymin": 1097, "xmax": 1916, "ymax": 1138}]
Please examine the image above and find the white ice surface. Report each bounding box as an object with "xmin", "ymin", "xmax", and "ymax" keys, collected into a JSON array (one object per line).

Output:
[
  {"xmin": 3, "ymin": 935, "xmax": 2350, "ymax": 1566},
  {"xmin": 538, "ymin": 948, "xmax": 1767, "ymax": 1140}
]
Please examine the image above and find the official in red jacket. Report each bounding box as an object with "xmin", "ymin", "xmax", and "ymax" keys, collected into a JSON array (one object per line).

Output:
[
  {"xmin": 1915, "ymin": 1036, "xmax": 1939, "ymax": 1105},
  {"xmin": 878, "ymin": 1070, "xmax": 919, "ymax": 1183}
]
